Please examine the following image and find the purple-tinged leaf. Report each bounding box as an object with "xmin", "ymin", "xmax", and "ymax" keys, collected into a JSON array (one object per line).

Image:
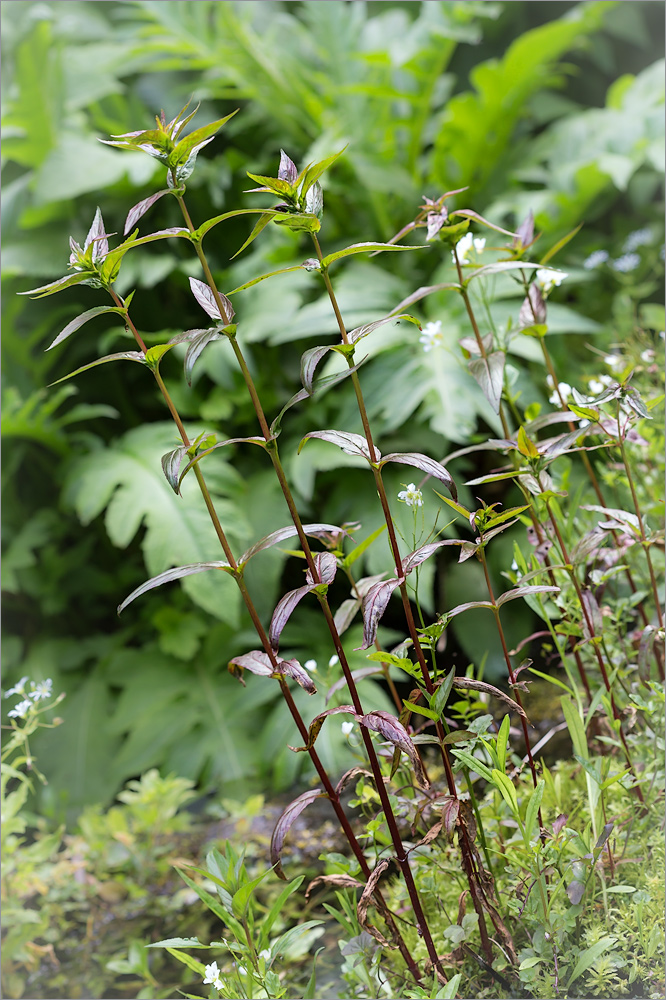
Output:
[
  {"xmin": 305, "ymin": 874, "xmax": 364, "ymax": 899},
  {"xmin": 360, "ymin": 711, "xmax": 429, "ymax": 788},
  {"xmin": 301, "ymin": 346, "xmax": 332, "ymax": 393},
  {"xmin": 299, "ymin": 429, "xmax": 376, "ymax": 462},
  {"xmin": 580, "ymin": 589, "xmax": 602, "ymax": 640},
  {"xmin": 18, "ymin": 272, "xmax": 96, "ymax": 298},
  {"xmin": 269, "ymin": 388, "xmax": 310, "ymax": 438},
  {"xmin": 459, "ymin": 332, "xmax": 493, "ymax": 356},
  {"xmin": 289, "ymin": 706, "xmax": 358, "ymax": 753},
  {"xmin": 279, "ymin": 658, "xmax": 317, "ymax": 695},
  {"xmin": 238, "ymin": 524, "xmax": 348, "ymax": 567},
  {"xmin": 161, "ymin": 445, "xmax": 189, "ymax": 494},
  {"xmin": 278, "ymin": 150, "xmax": 298, "ymax": 184},
  {"xmin": 335, "ymin": 767, "xmax": 373, "ymax": 796},
  {"xmin": 566, "ymin": 879, "xmax": 586, "ymax": 906},
  {"xmin": 333, "ymin": 597, "xmax": 361, "ymax": 635},
  {"xmin": 450, "ymin": 677, "xmax": 527, "ymax": 719},
  {"xmin": 85, "ymin": 207, "xmax": 109, "ymax": 260},
  {"xmin": 468, "ymin": 351, "xmax": 505, "ymax": 414},
  {"xmin": 519, "ymin": 284, "xmax": 546, "ymax": 328},
  {"xmin": 127, "ymin": 227, "xmax": 192, "ymax": 248},
  {"xmin": 349, "ymin": 312, "xmax": 420, "ymax": 346},
  {"xmin": 170, "ymin": 109, "xmax": 238, "ymax": 164},
  {"xmin": 48, "ymin": 351, "xmax": 146, "ymax": 386},
  {"xmin": 357, "ymin": 859, "xmax": 391, "ymax": 947},
  {"xmin": 449, "ymin": 209, "xmax": 518, "ymax": 239},
  {"xmin": 441, "ymin": 599, "xmax": 494, "ymax": 622},
  {"xmin": 46, "ymin": 305, "xmax": 125, "ymax": 351},
  {"xmin": 228, "ymin": 650, "xmax": 275, "ymax": 680},
  {"xmin": 184, "ymin": 329, "xmax": 224, "ymax": 386},
  {"xmin": 360, "ymin": 577, "xmax": 403, "ymax": 649},
  {"xmin": 458, "ymin": 540, "xmax": 479, "ymax": 563},
  {"xmin": 177, "ymin": 436, "xmax": 267, "ymax": 487},
  {"xmin": 581, "ymin": 505, "xmax": 641, "ymax": 535},
  {"xmin": 402, "ymin": 539, "xmax": 460, "ymax": 575},
  {"xmin": 124, "ymin": 190, "xmax": 171, "ymax": 235},
  {"xmin": 168, "ymin": 328, "xmax": 211, "ymax": 347},
  {"xmin": 513, "ymin": 210, "xmax": 535, "ymax": 250},
  {"xmin": 305, "ymin": 551, "xmax": 338, "ymax": 586},
  {"xmin": 638, "ymin": 626, "xmax": 661, "ymax": 683},
  {"xmin": 325, "ymin": 666, "xmax": 382, "ymax": 704},
  {"xmin": 388, "ymin": 282, "xmax": 461, "ymax": 315},
  {"xmin": 270, "ymin": 788, "xmax": 327, "ymax": 880},
  {"xmin": 269, "ymin": 585, "xmax": 315, "ymax": 650},
  {"xmin": 189, "ymin": 277, "xmax": 234, "ymax": 323},
  {"xmin": 379, "ymin": 452, "xmax": 457, "ymax": 501},
  {"xmin": 495, "ymin": 585, "xmax": 559, "ymax": 608},
  {"xmin": 118, "ymin": 561, "xmax": 233, "ymax": 614},
  {"xmin": 321, "ymin": 242, "xmax": 426, "ymax": 269}
]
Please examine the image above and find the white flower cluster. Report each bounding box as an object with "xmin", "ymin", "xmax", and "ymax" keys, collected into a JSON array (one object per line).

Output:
[
  {"xmin": 303, "ymin": 655, "xmax": 339, "ymax": 672},
  {"xmin": 452, "ymin": 232, "xmax": 485, "ymax": 264},
  {"xmin": 397, "ymin": 483, "xmax": 423, "ymax": 507},
  {"xmin": 4, "ymin": 677, "xmax": 53, "ymax": 719},
  {"xmin": 623, "ymin": 228, "xmax": 651, "ymax": 252},
  {"xmin": 611, "ymin": 253, "xmax": 640, "ymax": 273},
  {"xmin": 588, "ymin": 373, "xmax": 614, "ymax": 395},
  {"xmin": 536, "ymin": 268, "xmax": 567, "ymax": 295},
  {"xmin": 203, "ymin": 962, "xmax": 224, "ymax": 991},
  {"xmin": 583, "ymin": 249, "xmax": 609, "ymax": 270},
  {"xmin": 419, "ymin": 320, "xmax": 443, "ymax": 353},
  {"xmin": 546, "ymin": 374, "xmax": 571, "ymax": 406}
]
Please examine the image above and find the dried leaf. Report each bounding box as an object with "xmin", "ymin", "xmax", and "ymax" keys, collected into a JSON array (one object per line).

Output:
[
  {"xmin": 357, "ymin": 859, "xmax": 392, "ymax": 947},
  {"xmin": 271, "ymin": 788, "xmax": 327, "ymax": 879},
  {"xmin": 289, "ymin": 706, "xmax": 358, "ymax": 753},
  {"xmin": 335, "ymin": 767, "xmax": 374, "ymax": 796},
  {"xmin": 305, "ymin": 874, "xmax": 363, "ymax": 899},
  {"xmin": 451, "ymin": 678, "xmax": 528, "ymax": 720}
]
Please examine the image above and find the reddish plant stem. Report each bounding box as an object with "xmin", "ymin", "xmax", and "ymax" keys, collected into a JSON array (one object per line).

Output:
[{"xmin": 116, "ymin": 289, "xmax": 423, "ymax": 982}]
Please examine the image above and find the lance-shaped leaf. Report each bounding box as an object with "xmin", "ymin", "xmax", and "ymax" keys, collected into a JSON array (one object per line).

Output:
[
  {"xmin": 580, "ymin": 589, "xmax": 603, "ymax": 640},
  {"xmin": 268, "ymin": 558, "xmax": 339, "ymax": 651},
  {"xmin": 519, "ymin": 284, "xmax": 546, "ymax": 328},
  {"xmin": 468, "ymin": 351, "xmax": 505, "ymax": 414},
  {"xmin": 124, "ymin": 190, "xmax": 172, "ymax": 234},
  {"xmin": 170, "ymin": 110, "xmax": 238, "ymax": 165},
  {"xmin": 495, "ymin": 585, "xmax": 560, "ymax": 608},
  {"xmin": 305, "ymin": 874, "xmax": 364, "ymax": 899},
  {"xmin": 301, "ymin": 346, "xmax": 333, "ymax": 393},
  {"xmin": 279, "ymin": 149, "xmax": 298, "ymax": 184},
  {"xmin": 581, "ymin": 505, "xmax": 641, "ymax": 535},
  {"xmin": 238, "ymin": 524, "xmax": 348, "ymax": 568},
  {"xmin": 46, "ymin": 305, "xmax": 125, "ymax": 351},
  {"xmin": 335, "ymin": 767, "xmax": 374, "ymax": 796},
  {"xmin": 466, "ymin": 260, "xmax": 540, "ymax": 281},
  {"xmin": 360, "ymin": 577, "xmax": 403, "ymax": 649},
  {"xmin": 449, "ymin": 209, "xmax": 518, "ymax": 239},
  {"xmin": 333, "ymin": 597, "xmax": 361, "ymax": 635},
  {"xmin": 321, "ymin": 242, "xmax": 426, "ymax": 269},
  {"xmin": 118, "ymin": 561, "xmax": 233, "ymax": 614},
  {"xmin": 349, "ymin": 312, "xmax": 420, "ymax": 346},
  {"xmin": 449, "ymin": 677, "xmax": 528, "ymax": 719},
  {"xmin": 299, "ymin": 430, "xmax": 376, "ymax": 462},
  {"xmin": 18, "ymin": 271, "xmax": 98, "ymax": 298},
  {"xmin": 177, "ymin": 436, "xmax": 267, "ymax": 488},
  {"xmin": 357, "ymin": 859, "xmax": 392, "ymax": 947},
  {"xmin": 402, "ymin": 539, "xmax": 460, "ymax": 576},
  {"xmin": 289, "ymin": 705, "xmax": 358, "ymax": 753},
  {"xmin": 162, "ymin": 445, "xmax": 189, "ymax": 494},
  {"xmin": 270, "ymin": 788, "xmax": 327, "ymax": 880},
  {"xmin": 298, "ymin": 146, "xmax": 347, "ymax": 199},
  {"xmin": 388, "ymin": 282, "xmax": 461, "ymax": 315},
  {"xmin": 378, "ymin": 452, "xmax": 457, "ymax": 500},
  {"xmin": 360, "ymin": 711, "xmax": 429, "ymax": 788},
  {"xmin": 305, "ymin": 550, "xmax": 338, "ymax": 586},
  {"xmin": 228, "ymin": 650, "xmax": 316, "ymax": 695},
  {"xmin": 227, "ymin": 263, "xmax": 306, "ymax": 295},
  {"xmin": 48, "ymin": 351, "xmax": 146, "ymax": 386},
  {"xmin": 183, "ymin": 329, "xmax": 225, "ymax": 386},
  {"xmin": 189, "ymin": 277, "xmax": 234, "ymax": 323}
]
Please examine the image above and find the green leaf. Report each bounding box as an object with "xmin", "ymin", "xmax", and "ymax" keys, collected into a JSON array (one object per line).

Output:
[
  {"xmin": 340, "ymin": 524, "xmax": 386, "ymax": 570},
  {"xmin": 170, "ymin": 109, "xmax": 238, "ymax": 164},
  {"xmin": 430, "ymin": 666, "xmax": 456, "ymax": 718},
  {"xmin": 566, "ymin": 936, "xmax": 617, "ymax": 988},
  {"xmin": 451, "ymin": 749, "xmax": 493, "ymax": 782},
  {"xmin": 17, "ymin": 271, "xmax": 96, "ymax": 298},
  {"xmin": 321, "ymin": 242, "xmax": 426, "ymax": 269},
  {"xmin": 491, "ymin": 768, "xmax": 519, "ymax": 815},
  {"xmin": 403, "ymin": 700, "xmax": 439, "ymax": 721},
  {"xmin": 298, "ymin": 146, "xmax": 348, "ymax": 197},
  {"xmin": 46, "ymin": 305, "xmax": 125, "ymax": 351},
  {"xmin": 64, "ymin": 423, "xmax": 250, "ymax": 623},
  {"xmin": 164, "ymin": 948, "xmax": 206, "ymax": 977},
  {"xmin": 495, "ymin": 714, "xmax": 510, "ymax": 772},
  {"xmin": 561, "ymin": 696, "xmax": 588, "ymax": 761},
  {"xmin": 48, "ymin": 351, "xmax": 146, "ymax": 385},
  {"xmin": 524, "ymin": 779, "xmax": 545, "ymax": 842}
]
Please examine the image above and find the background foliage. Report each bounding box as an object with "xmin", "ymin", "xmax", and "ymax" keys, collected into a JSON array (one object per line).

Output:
[{"xmin": 2, "ymin": 0, "xmax": 664, "ymax": 821}]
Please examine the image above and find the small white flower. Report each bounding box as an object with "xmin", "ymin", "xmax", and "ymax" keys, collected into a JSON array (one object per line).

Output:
[
  {"xmin": 588, "ymin": 374, "xmax": 613, "ymax": 394},
  {"xmin": 583, "ymin": 249, "xmax": 609, "ymax": 270},
  {"xmin": 341, "ymin": 721, "xmax": 354, "ymax": 737},
  {"xmin": 611, "ymin": 253, "xmax": 640, "ymax": 273},
  {"xmin": 259, "ymin": 949, "xmax": 271, "ymax": 962},
  {"xmin": 237, "ymin": 966, "xmax": 247, "ymax": 976},
  {"xmin": 4, "ymin": 676, "xmax": 28, "ymax": 699},
  {"xmin": 640, "ymin": 349, "xmax": 655, "ymax": 363},
  {"xmin": 536, "ymin": 268, "xmax": 567, "ymax": 295},
  {"xmin": 203, "ymin": 962, "xmax": 222, "ymax": 987},
  {"xmin": 546, "ymin": 374, "xmax": 571, "ymax": 405},
  {"xmin": 8, "ymin": 699, "xmax": 33, "ymax": 720},
  {"xmin": 419, "ymin": 320, "xmax": 443, "ymax": 353},
  {"xmin": 397, "ymin": 483, "xmax": 423, "ymax": 507},
  {"xmin": 29, "ymin": 678, "xmax": 53, "ymax": 702},
  {"xmin": 451, "ymin": 231, "xmax": 485, "ymax": 264},
  {"xmin": 511, "ymin": 559, "xmax": 518, "ymax": 571},
  {"xmin": 623, "ymin": 228, "xmax": 651, "ymax": 252},
  {"xmin": 604, "ymin": 354, "xmax": 622, "ymax": 370},
  {"xmin": 303, "ymin": 659, "xmax": 317, "ymax": 672},
  {"xmin": 328, "ymin": 655, "xmax": 339, "ymax": 667}
]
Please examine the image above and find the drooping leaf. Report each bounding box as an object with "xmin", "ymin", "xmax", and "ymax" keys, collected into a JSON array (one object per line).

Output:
[
  {"xmin": 348, "ymin": 312, "xmax": 421, "ymax": 346},
  {"xmin": 449, "ymin": 209, "xmax": 518, "ymax": 239},
  {"xmin": 48, "ymin": 351, "xmax": 146, "ymax": 386},
  {"xmin": 189, "ymin": 277, "xmax": 234, "ymax": 323},
  {"xmin": 161, "ymin": 445, "xmax": 189, "ymax": 494},
  {"xmin": 321, "ymin": 242, "xmax": 426, "ymax": 269},
  {"xmin": 360, "ymin": 577, "xmax": 404, "ymax": 649},
  {"xmin": 402, "ymin": 539, "xmax": 460, "ymax": 575},
  {"xmin": 495, "ymin": 585, "xmax": 560, "ymax": 607},
  {"xmin": 270, "ymin": 788, "xmax": 327, "ymax": 880},
  {"xmin": 378, "ymin": 452, "xmax": 457, "ymax": 500},
  {"xmin": 361, "ymin": 710, "xmax": 429, "ymax": 787},
  {"xmin": 468, "ymin": 351, "xmax": 505, "ymax": 414},
  {"xmin": 177, "ymin": 436, "xmax": 267, "ymax": 487},
  {"xmin": 299, "ymin": 429, "xmax": 376, "ymax": 462},
  {"xmin": 228, "ymin": 650, "xmax": 316, "ymax": 695},
  {"xmin": 269, "ymin": 584, "xmax": 316, "ymax": 650},
  {"xmin": 301, "ymin": 345, "xmax": 333, "ymax": 394},
  {"xmin": 118, "ymin": 561, "xmax": 234, "ymax": 614},
  {"xmin": 183, "ymin": 328, "xmax": 224, "ymax": 386},
  {"xmin": 451, "ymin": 677, "xmax": 528, "ymax": 719},
  {"xmin": 305, "ymin": 551, "xmax": 338, "ymax": 586},
  {"xmin": 288, "ymin": 705, "xmax": 358, "ymax": 753},
  {"xmin": 305, "ymin": 874, "xmax": 363, "ymax": 898},
  {"xmin": 18, "ymin": 271, "xmax": 98, "ymax": 298},
  {"xmin": 357, "ymin": 859, "xmax": 391, "ymax": 947},
  {"xmin": 325, "ymin": 666, "xmax": 382, "ymax": 704},
  {"xmin": 279, "ymin": 657, "xmax": 317, "ymax": 695},
  {"xmin": 46, "ymin": 305, "xmax": 125, "ymax": 351},
  {"xmin": 333, "ymin": 598, "xmax": 361, "ymax": 635}
]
